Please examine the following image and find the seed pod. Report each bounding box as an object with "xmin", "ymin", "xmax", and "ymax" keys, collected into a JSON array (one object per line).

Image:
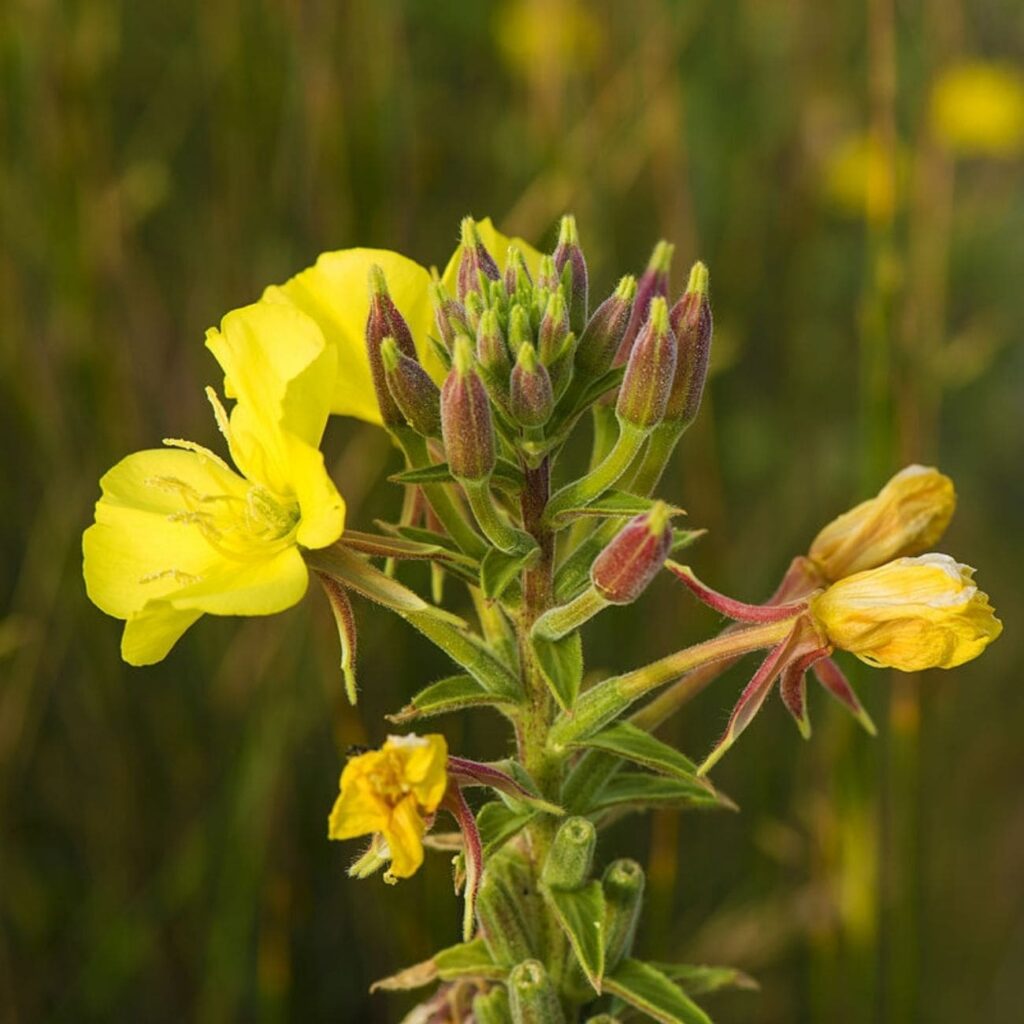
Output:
[
  {"xmin": 602, "ymin": 859, "xmax": 645, "ymax": 972},
  {"xmin": 591, "ymin": 503, "xmax": 674, "ymax": 604},
  {"xmin": 575, "ymin": 275, "xmax": 637, "ymax": 380},
  {"xmin": 553, "ymin": 214, "xmax": 589, "ymax": 334},
  {"xmin": 457, "ymin": 217, "xmax": 500, "ymax": 302},
  {"xmin": 541, "ymin": 816, "xmax": 596, "ymax": 890},
  {"xmin": 665, "ymin": 261, "xmax": 713, "ymax": 427},
  {"xmin": 616, "ymin": 297, "xmax": 677, "ymax": 428},
  {"xmin": 508, "ymin": 961, "xmax": 566, "ymax": 1024},
  {"xmin": 441, "ymin": 337, "xmax": 496, "ymax": 480},
  {"xmin": 365, "ymin": 265, "xmax": 418, "ymax": 426},
  {"xmin": 510, "ymin": 343, "xmax": 554, "ymax": 428},
  {"xmin": 613, "ymin": 240, "xmax": 674, "ymax": 368},
  {"xmin": 430, "ymin": 280, "xmax": 471, "ymax": 351},
  {"xmin": 380, "ymin": 337, "xmax": 441, "ymax": 437}
]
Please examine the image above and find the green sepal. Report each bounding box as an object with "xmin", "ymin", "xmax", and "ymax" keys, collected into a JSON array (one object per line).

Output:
[
  {"xmin": 604, "ymin": 959, "xmax": 713, "ymax": 1024},
  {"xmin": 567, "ymin": 721, "xmax": 700, "ymax": 781},
  {"xmin": 476, "ymin": 801, "xmax": 537, "ymax": 856},
  {"xmin": 426, "ymin": 331, "xmax": 452, "ymax": 372},
  {"xmin": 549, "ymin": 491, "xmax": 685, "ymax": 527},
  {"xmin": 542, "ymin": 881, "xmax": 606, "ymax": 994},
  {"xmin": 671, "ymin": 528, "xmax": 707, "ymax": 555},
  {"xmin": 481, "ymin": 546, "xmax": 538, "ymax": 600},
  {"xmin": 650, "ymin": 963, "xmax": 759, "ymax": 996},
  {"xmin": 530, "ymin": 631, "xmax": 583, "ymax": 712},
  {"xmin": 435, "ymin": 938, "xmax": 508, "ymax": 982},
  {"xmin": 584, "ymin": 772, "xmax": 727, "ymax": 816},
  {"xmin": 388, "ymin": 674, "xmax": 518, "ymax": 724}
]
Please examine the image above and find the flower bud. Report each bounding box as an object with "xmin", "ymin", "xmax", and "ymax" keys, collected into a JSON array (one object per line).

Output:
[
  {"xmin": 366, "ymin": 265, "xmax": 418, "ymax": 426},
  {"xmin": 477, "ymin": 868, "xmax": 537, "ymax": 966},
  {"xmin": 508, "ymin": 961, "xmax": 566, "ymax": 1024},
  {"xmin": 457, "ymin": 217, "xmax": 500, "ymax": 302},
  {"xmin": 613, "ymin": 240, "xmax": 674, "ymax": 367},
  {"xmin": 507, "ymin": 302, "xmax": 533, "ymax": 351},
  {"xmin": 536, "ymin": 253, "xmax": 560, "ymax": 293},
  {"xmin": 441, "ymin": 336, "xmax": 496, "ymax": 480},
  {"xmin": 510, "ymin": 343, "xmax": 554, "ymax": 427},
  {"xmin": 430, "ymin": 280, "xmax": 471, "ymax": 351},
  {"xmin": 504, "ymin": 243, "xmax": 533, "ymax": 299},
  {"xmin": 810, "ymin": 553, "xmax": 1002, "ymax": 671},
  {"xmin": 665, "ymin": 261, "xmax": 713, "ymax": 427},
  {"xmin": 616, "ymin": 297, "xmax": 677, "ymax": 428},
  {"xmin": 541, "ymin": 816, "xmax": 596, "ymax": 890},
  {"xmin": 808, "ymin": 465, "xmax": 957, "ymax": 581},
  {"xmin": 591, "ymin": 502, "xmax": 673, "ymax": 604},
  {"xmin": 464, "ymin": 290, "xmax": 486, "ymax": 334},
  {"xmin": 476, "ymin": 308, "xmax": 512, "ymax": 386},
  {"xmin": 575, "ymin": 275, "xmax": 637, "ymax": 380},
  {"xmin": 538, "ymin": 290, "xmax": 570, "ymax": 365},
  {"xmin": 553, "ymin": 214, "xmax": 589, "ymax": 333},
  {"xmin": 602, "ymin": 858, "xmax": 645, "ymax": 972},
  {"xmin": 380, "ymin": 337, "xmax": 441, "ymax": 437}
]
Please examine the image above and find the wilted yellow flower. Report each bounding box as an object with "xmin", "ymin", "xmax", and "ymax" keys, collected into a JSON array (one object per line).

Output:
[
  {"xmin": 809, "ymin": 465, "xmax": 956, "ymax": 581},
  {"xmin": 83, "ymin": 302, "xmax": 345, "ymax": 665},
  {"xmin": 931, "ymin": 61, "xmax": 1024, "ymax": 157},
  {"xmin": 810, "ymin": 553, "xmax": 1001, "ymax": 671},
  {"xmin": 328, "ymin": 734, "xmax": 449, "ymax": 879}
]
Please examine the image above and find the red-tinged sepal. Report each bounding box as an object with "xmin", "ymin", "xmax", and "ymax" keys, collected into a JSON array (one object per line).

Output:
[
  {"xmin": 812, "ymin": 656, "xmax": 877, "ymax": 735},
  {"xmin": 316, "ymin": 571, "xmax": 358, "ymax": 704},
  {"xmin": 779, "ymin": 648, "xmax": 828, "ymax": 740},
  {"xmin": 769, "ymin": 555, "xmax": 827, "ymax": 603},
  {"xmin": 442, "ymin": 784, "xmax": 483, "ymax": 941},
  {"xmin": 447, "ymin": 756, "xmax": 563, "ymax": 816},
  {"xmin": 666, "ymin": 561, "xmax": 811, "ymax": 623}
]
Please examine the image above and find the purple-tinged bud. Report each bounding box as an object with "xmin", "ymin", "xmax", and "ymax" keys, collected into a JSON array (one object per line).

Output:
[
  {"xmin": 381, "ymin": 336, "xmax": 441, "ymax": 438},
  {"xmin": 366, "ymin": 265, "xmax": 417, "ymax": 426},
  {"xmin": 536, "ymin": 253, "xmax": 560, "ymax": 293},
  {"xmin": 509, "ymin": 343, "xmax": 554, "ymax": 427},
  {"xmin": 456, "ymin": 217, "xmax": 500, "ymax": 302},
  {"xmin": 537, "ymin": 290, "xmax": 570, "ymax": 366},
  {"xmin": 430, "ymin": 280, "xmax": 471, "ymax": 352},
  {"xmin": 613, "ymin": 240, "xmax": 674, "ymax": 368},
  {"xmin": 476, "ymin": 308, "xmax": 511, "ymax": 389},
  {"xmin": 574, "ymin": 274, "xmax": 637, "ymax": 379},
  {"xmin": 616, "ymin": 297, "xmax": 677, "ymax": 428},
  {"xmin": 553, "ymin": 214, "xmax": 589, "ymax": 334},
  {"xmin": 463, "ymin": 291, "xmax": 485, "ymax": 334},
  {"xmin": 504, "ymin": 244, "xmax": 533, "ymax": 299},
  {"xmin": 591, "ymin": 502, "xmax": 673, "ymax": 604},
  {"xmin": 441, "ymin": 336, "xmax": 496, "ymax": 481},
  {"xmin": 666, "ymin": 261, "xmax": 713, "ymax": 427}
]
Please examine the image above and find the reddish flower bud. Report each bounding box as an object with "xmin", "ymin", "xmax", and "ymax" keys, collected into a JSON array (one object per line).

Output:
[
  {"xmin": 430, "ymin": 280, "xmax": 471, "ymax": 352},
  {"xmin": 381, "ymin": 336, "xmax": 441, "ymax": 437},
  {"xmin": 616, "ymin": 297, "xmax": 677, "ymax": 428},
  {"xmin": 441, "ymin": 337, "xmax": 496, "ymax": 480},
  {"xmin": 553, "ymin": 214, "xmax": 589, "ymax": 333},
  {"xmin": 366, "ymin": 265, "xmax": 417, "ymax": 426},
  {"xmin": 613, "ymin": 240, "xmax": 674, "ymax": 368},
  {"xmin": 591, "ymin": 502, "xmax": 674, "ymax": 604},
  {"xmin": 665, "ymin": 261, "xmax": 713, "ymax": 427},
  {"xmin": 536, "ymin": 253, "xmax": 560, "ymax": 293},
  {"xmin": 509, "ymin": 343, "xmax": 554, "ymax": 427},
  {"xmin": 538, "ymin": 290, "xmax": 570, "ymax": 365},
  {"xmin": 574, "ymin": 275, "xmax": 637, "ymax": 379},
  {"xmin": 456, "ymin": 217, "xmax": 500, "ymax": 302}
]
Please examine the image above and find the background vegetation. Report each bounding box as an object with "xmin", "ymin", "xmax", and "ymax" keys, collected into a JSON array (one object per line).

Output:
[{"xmin": 2, "ymin": 1, "xmax": 1022, "ymax": 1020}]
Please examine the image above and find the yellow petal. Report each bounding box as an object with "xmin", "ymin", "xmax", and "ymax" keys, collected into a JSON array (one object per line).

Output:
[
  {"xmin": 120, "ymin": 605, "xmax": 204, "ymax": 666},
  {"xmin": 383, "ymin": 795, "xmax": 428, "ymax": 878},
  {"xmin": 386, "ymin": 733, "xmax": 448, "ymax": 812},
  {"xmin": 328, "ymin": 762, "xmax": 391, "ymax": 840},
  {"xmin": 284, "ymin": 433, "xmax": 346, "ymax": 550},
  {"xmin": 263, "ymin": 249, "xmax": 435, "ymax": 423},
  {"xmin": 440, "ymin": 216, "xmax": 543, "ymax": 295}
]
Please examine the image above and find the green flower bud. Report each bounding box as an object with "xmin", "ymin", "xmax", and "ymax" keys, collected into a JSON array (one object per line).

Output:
[
  {"xmin": 541, "ymin": 816, "xmax": 596, "ymax": 890},
  {"xmin": 477, "ymin": 308, "xmax": 512, "ymax": 386},
  {"xmin": 665, "ymin": 261, "xmax": 713, "ymax": 428},
  {"xmin": 380, "ymin": 336, "xmax": 441, "ymax": 437},
  {"xmin": 538, "ymin": 291, "xmax": 575, "ymax": 398},
  {"xmin": 553, "ymin": 214, "xmax": 589, "ymax": 334},
  {"xmin": 365, "ymin": 265, "xmax": 418, "ymax": 427},
  {"xmin": 457, "ymin": 217, "xmax": 500, "ymax": 302},
  {"xmin": 441, "ymin": 336, "xmax": 496, "ymax": 480},
  {"xmin": 613, "ymin": 240, "xmax": 674, "ymax": 368},
  {"xmin": 616, "ymin": 297, "xmax": 677, "ymax": 429},
  {"xmin": 464, "ymin": 291, "xmax": 486, "ymax": 334},
  {"xmin": 591, "ymin": 502, "xmax": 673, "ymax": 604},
  {"xmin": 510, "ymin": 343, "xmax": 554, "ymax": 428},
  {"xmin": 602, "ymin": 858, "xmax": 645, "ymax": 972},
  {"xmin": 508, "ymin": 961, "xmax": 566, "ymax": 1024},
  {"xmin": 477, "ymin": 862, "xmax": 539, "ymax": 966},
  {"xmin": 430, "ymin": 280, "xmax": 471, "ymax": 351},
  {"xmin": 504, "ymin": 243, "xmax": 533, "ymax": 300},
  {"xmin": 537, "ymin": 253, "xmax": 560, "ymax": 293},
  {"xmin": 508, "ymin": 303, "xmax": 534, "ymax": 353},
  {"xmin": 575, "ymin": 275, "xmax": 637, "ymax": 380}
]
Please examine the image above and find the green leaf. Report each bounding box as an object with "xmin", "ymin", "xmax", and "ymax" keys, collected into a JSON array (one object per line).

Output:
[
  {"xmin": 531, "ymin": 631, "xmax": 583, "ymax": 712},
  {"xmin": 651, "ymin": 963, "xmax": 759, "ymax": 996},
  {"xmin": 434, "ymin": 938, "xmax": 507, "ymax": 982},
  {"xmin": 390, "ymin": 458, "xmax": 524, "ymax": 491},
  {"xmin": 481, "ymin": 546, "xmax": 536, "ymax": 600},
  {"xmin": 604, "ymin": 959, "xmax": 713, "ymax": 1024},
  {"xmin": 671, "ymin": 528, "xmax": 707, "ymax": 555},
  {"xmin": 550, "ymin": 491, "xmax": 685, "ymax": 527},
  {"xmin": 476, "ymin": 801, "xmax": 536, "ymax": 856},
  {"xmin": 543, "ymin": 881, "xmax": 606, "ymax": 994},
  {"xmin": 568, "ymin": 721, "xmax": 699, "ymax": 781},
  {"xmin": 585, "ymin": 773, "xmax": 725, "ymax": 815},
  {"xmin": 341, "ymin": 528, "xmax": 476, "ymax": 568},
  {"xmin": 388, "ymin": 674, "xmax": 518, "ymax": 723},
  {"xmin": 370, "ymin": 956, "xmax": 438, "ymax": 993}
]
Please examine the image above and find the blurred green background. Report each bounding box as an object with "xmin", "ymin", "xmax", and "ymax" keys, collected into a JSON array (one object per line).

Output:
[{"xmin": 2, "ymin": 0, "xmax": 1022, "ymax": 1021}]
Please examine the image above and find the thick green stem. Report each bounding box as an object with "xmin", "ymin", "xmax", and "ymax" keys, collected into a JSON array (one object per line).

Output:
[{"xmin": 629, "ymin": 419, "xmax": 686, "ymax": 497}]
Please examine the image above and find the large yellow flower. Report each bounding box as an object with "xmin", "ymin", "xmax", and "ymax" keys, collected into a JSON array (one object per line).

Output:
[
  {"xmin": 261, "ymin": 218, "xmax": 541, "ymax": 424},
  {"xmin": 83, "ymin": 302, "xmax": 345, "ymax": 665},
  {"xmin": 808, "ymin": 465, "xmax": 955, "ymax": 581},
  {"xmin": 328, "ymin": 733, "xmax": 449, "ymax": 879},
  {"xmin": 810, "ymin": 553, "xmax": 1001, "ymax": 671}
]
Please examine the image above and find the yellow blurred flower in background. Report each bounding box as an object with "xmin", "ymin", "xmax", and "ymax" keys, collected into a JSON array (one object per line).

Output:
[
  {"xmin": 931, "ymin": 61, "xmax": 1024, "ymax": 157},
  {"xmin": 822, "ymin": 131, "xmax": 906, "ymax": 224},
  {"xmin": 328, "ymin": 734, "xmax": 449, "ymax": 879}
]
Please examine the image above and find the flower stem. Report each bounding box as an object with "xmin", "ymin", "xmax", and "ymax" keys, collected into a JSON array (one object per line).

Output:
[
  {"xmin": 532, "ymin": 586, "xmax": 608, "ymax": 641},
  {"xmin": 463, "ymin": 478, "xmax": 538, "ymax": 555}
]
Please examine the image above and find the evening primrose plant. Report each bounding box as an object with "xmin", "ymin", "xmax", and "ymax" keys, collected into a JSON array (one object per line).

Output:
[{"xmin": 83, "ymin": 216, "xmax": 1001, "ymax": 1023}]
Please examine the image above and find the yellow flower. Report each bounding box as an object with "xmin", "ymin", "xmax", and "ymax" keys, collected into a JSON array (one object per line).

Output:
[
  {"xmin": 810, "ymin": 553, "xmax": 1001, "ymax": 671},
  {"xmin": 822, "ymin": 131, "xmax": 906, "ymax": 224},
  {"xmin": 263, "ymin": 219, "xmax": 541, "ymax": 425},
  {"xmin": 83, "ymin": 302, "xmax": 345, "ymax": 665},
  {"xmin": 808, "ymin": 465, "xmax": 955, "ymax": 581},
  {"xmin": 328, "ymin": 733, "xmax": 449, "ymax": 879},
  {"xmin": 931, "ymin": 61, "xmax": 1024, "ymax": 157}
]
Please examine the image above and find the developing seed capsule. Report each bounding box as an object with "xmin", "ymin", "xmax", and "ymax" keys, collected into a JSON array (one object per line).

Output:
[
  {"xmin": 541, "ymin": 816, "xmax": 596, "ymax": 890},
  {"xmin": 553, "ymin": 214, "xmax": 589, "ymax": 334},
  {"xmin": 616, "ymin": 297, "xmax": 677, "ymax": 429},
  {"xmin": 510, "ymin": 343, "xmax": 554, "ymax": 427},
  {"xmin": 575, "ymin": 275, "xmax": 637, "ymax": 379},
  {"xmin": 613, "ymin": 240, "xmax": 674, "ymax": 367},
  {"xmin": 591, "ymin": 503, "xmax": 674, "ymax": 604},
  {"xmin": 456, "ymin": 217, "xmax": 500, "ymax": 302},
  {"xmin": 665, "ymin": 261, "xmax": 713, "ymax": 428},
  {"xmin": 440, "ymin": 336, "xmax": 496, "ymax": 481},
  {"xmin": 430, "ymin": 280, "xmax": 471, "ymax": 351},
  {"xmin": 602, "ymin": 859, "xmax": 645, "ymax": 972},
  {"xmin": 380, "ymin": 337, "xmax": 441, "ymax": 437},
  {"xmin": 365, "ymin": 265, "xmax": 418, "ymax": 427}
]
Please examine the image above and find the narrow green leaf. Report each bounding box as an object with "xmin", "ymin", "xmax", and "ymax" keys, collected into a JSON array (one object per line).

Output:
[
  {"xmin": 531, "ymin": 631, "xmax": 583, "ymax": 712},
  {"xmin": 604, "ymin": 959, "xmax": 713, "ymax": 1024},
  {"xmin": 370, "ymin": 956, "xmax": 438, "ymax": 993},
  {"xmin": 550, "ymin": 491, "xmax": 685, "ymax": 527},
  {"xmin": 671, "ymin": 528, "xmax": 708, "ymax": 554},
  {"xmin": 434, "ymin": 938, "xmax": 507, "ymax": 982},
  {"xmin": 388, "ymin": 674, "xmax": 518, "ymax": 723},
  {"xmin": 585, "ymin": 773, "xmax": 725, "ymax": 815},
  {"xmin": 542, "ymin": 881, "xmax": 606, "ymax": 994},
  {"xmin": 651, "ymin": 963, "xmax": 759, "ymax": 996},
  {"xmin": 379, "ymin": 521, "xmax": 462, "ymax": 553},
  {"xmin": 476, "ymin": 801, "xmax": 536, "ymax": 856},
  {"xmin": 481, "ymin": 546, "xmax": 536, "ymax": 600},
  {"xmin": 568, "ymin": 721, "xmax": 700, "ymax": 781},
  {"xmin": 341, "ymin": 528, "xmax": 476, "ymax": 567},
  {"xmin": 390, "ymin": 458, "xmax": 524, "ymax": 491}
]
